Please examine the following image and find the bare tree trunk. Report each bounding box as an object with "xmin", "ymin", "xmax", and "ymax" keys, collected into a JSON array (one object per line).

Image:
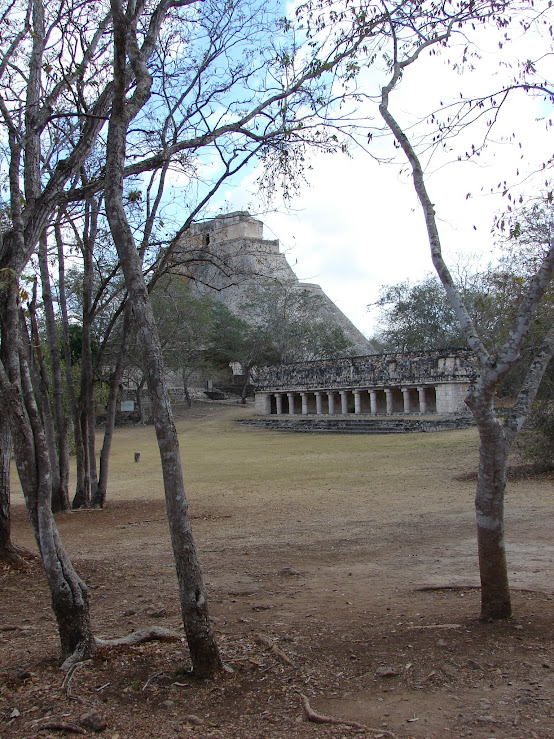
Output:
[
  {"xmin": 38, "ymin": 231, "xmax": 70, "ymax": 512},
  {"xmin": 17, "ymin": 351, "xmax": 94, "ymax": 665},
  {"xmin": 93, "ymin": 308, "xmax": 131, "ymax": 508},
  {"xmin": 27, "ymin": 291, "xmax": 69, "ymax": 513},
  {"xmin": 55, "ymin": 222, "xmax": 88, "ymax": 508},
  {"xmin": 136, "ymin": 376, "xmax": 147, "ymax": 424},
  {"xmin": 241, "ymin": 365, "xmax": 252, "ymax": 403},
  {"xmin": 0, "ymin": 414, "xmax": 21, "ymax": 564},
  {"xmin": 469, "ymin": 397, "xmax": 511, "ymax": 619},
  {"xmin": 104, "ymin": 0, "xmax": 222, "ymax": 677},
  {"xmin": 80, "ymin": 199, "xmax": 99, "ymax": 504},
  {"xmin": 0, "ymin": 282, "xmax": 93, "ymax": 666},
  {"xmin": 182, "ymin": 370, "xmax": 192, "ymax": 408}
]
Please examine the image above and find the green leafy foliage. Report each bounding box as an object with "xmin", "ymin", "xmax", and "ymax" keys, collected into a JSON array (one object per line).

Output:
[{"xmin": 238, "ymin": 281, "xmax": 354, "ymax": 365}]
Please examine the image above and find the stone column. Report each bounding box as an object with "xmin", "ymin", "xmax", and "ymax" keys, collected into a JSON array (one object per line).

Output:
[
  {"xmin": 263, "ymin": 393, "xmax": 272, "ymax": 415},
  {"xmin": 417, "ymin": 386, "xmax": 427, "ymax": 415},
  {"xmin": 301, "ymin": 393, "xmax": 309, "ymax": 415},
  {"xmin": 340, "ymin": 391, "xmax": 348, "ymax": 415},
  {"xmin": 402, "ymin": 387, "xmax": 411, "ymax": 414},
  {"xmin": 327, "ymin": 392, "xmax": 335, "ymax": 415},
  {"xmin": 385, "ymin": 388, "xmax": 393, "ymax": 416},
  {"xmin": 275, "ymin": 393, "xmax": 283, "ymax": 415},
  {"xmin": 369, "ymin": 390, "xmax": 377, "ymax": 416},
  {"xmin": 287, "ymin": 392, "xmax": 295, "ymax": 415},
  {"xmin": 354, "ymin": 390, "xmax": 361, "ymax": 414},
  {"xmin": 315, "ymin": 392, "xmax": 323, "ymax": 415}
]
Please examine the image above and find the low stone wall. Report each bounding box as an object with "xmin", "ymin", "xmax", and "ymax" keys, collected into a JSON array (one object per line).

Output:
[{"xmin": 235, "ymin": 415, "xmax": 475, "ymax": 434}]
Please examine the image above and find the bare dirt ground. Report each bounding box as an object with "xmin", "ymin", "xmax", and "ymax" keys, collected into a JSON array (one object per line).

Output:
[{"xmin": 1, "ymin": 403, "xmax": 553, "ymax": 739}]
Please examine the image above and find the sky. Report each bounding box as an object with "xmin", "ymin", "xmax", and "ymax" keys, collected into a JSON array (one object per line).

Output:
[{"xmin": 207, "ymin": 6, "xmax": 554, "ymax": 339}]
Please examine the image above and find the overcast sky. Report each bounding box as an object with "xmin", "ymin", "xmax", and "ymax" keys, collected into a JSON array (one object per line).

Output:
[{"xmin": 210, "ymin": 8, "xmax": 553, "ymax": 339}]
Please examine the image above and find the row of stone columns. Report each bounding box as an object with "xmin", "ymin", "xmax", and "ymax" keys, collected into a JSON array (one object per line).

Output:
[{"xmin": 271, "ymin": 386, "xmax": 432, "ymax": 416}]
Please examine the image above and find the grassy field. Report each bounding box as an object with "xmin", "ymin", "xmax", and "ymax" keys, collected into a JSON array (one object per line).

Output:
[{"xmin": 11, "ymin": 402, "xmax": 482, "ymax": 520}]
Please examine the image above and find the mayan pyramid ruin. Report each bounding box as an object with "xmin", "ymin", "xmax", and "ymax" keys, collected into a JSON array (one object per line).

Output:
[{"xmin": 172, "ymin": 211, "xmax": 372, "ymax": 355}]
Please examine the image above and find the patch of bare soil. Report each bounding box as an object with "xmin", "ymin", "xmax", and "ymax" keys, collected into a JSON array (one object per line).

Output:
[{"xmin": 1, "ymin": 408, "xmax": 552, "ymax": 738}]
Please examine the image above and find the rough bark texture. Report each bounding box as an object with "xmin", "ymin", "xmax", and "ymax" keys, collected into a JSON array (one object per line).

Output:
[
  {"xmin": 468, "ymin": 394, "xmax": 511, "ymax": 618},
  {"xmin": 0, "ymin": 413, "xmax": 18, "ymax": 563},
  {"xmin": 0, "ymin": 285, "xmax": 94, "ymax": 665},
  {"xmin": 103, "ymin": 0, "xmax": 222, "ymax": 677}
]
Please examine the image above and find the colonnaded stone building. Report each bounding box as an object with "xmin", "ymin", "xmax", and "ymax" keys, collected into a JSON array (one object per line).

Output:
[
  {"xmin": 171, "ymin": 210, "xmax": 372, "ymax": 356},
  {"xmin": 252, "ymin": 349, "xmax": 477, "ymax": 417}
]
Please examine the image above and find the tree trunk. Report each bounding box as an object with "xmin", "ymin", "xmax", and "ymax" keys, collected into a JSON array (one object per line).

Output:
[
  {"xmin": 241, "ymin": 365, "xmax": 252, "ymax": 402},
  {"xmin": 80, "ymin": 201, "xmax": 99, "ymax": 504},
  {"xmin": 104, "ymin": 3, "xmax": 222, "ymax": 676},
  {"xmin": 27, "ymin": 296, "xmax": 68, "ymax": 513},
  {"xmin": 469, "ymin": 395, "xmax": 512, "ymax": 620},
  {"xmin": 38, "ymin": 231, "xmax": 70, "ymax": 512},
  {"xmin": 136, "ymin": 377, "xmax": 147, "ymax": 424},
  {"xmin": 55, "ymin": 223, "xmax": 88, "ymax": 508},
  {"xmin": 93, "ymin": 308, "xmax": 131, "ymax": 508},
  {"xmin": 92, "ymin": 373, "xmax": 120, "ymax": 509},
  {"xmin": 0, "ymin": 414, "xmax": 20, "ymax": 564},
  {"xmin": 0, "ymin": 284, "xmax": 93, "ymax": 665},
  {"xmin": 18, "ymin": 354, "xmax": 94, "ymax": 665},
  {"xmin": 182, "ymin": 370, "xmax": 192, "ymax": 408},
  {"xmin": 75, "ymin": 408, "xmax": 91, "ymax": 509}
]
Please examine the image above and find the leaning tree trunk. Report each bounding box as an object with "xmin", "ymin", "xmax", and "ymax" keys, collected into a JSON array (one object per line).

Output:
[
  {"xmin": 104, "ymin": 5, "xmax": 222, "ymax": 676},
  {"xmin": 0, "ymin": 285, "xmax": 94, "ymax": 666},
  {"xmin": 105, "ymin": 193, "xmax": 223, "ymax": 680},
  {"xmin": 379, "ymin": 37, "xmax": 554, "ymax": 623},
  {"xmin": 16, "ymin": 353, "xmax": 94, "ymax": 664}
]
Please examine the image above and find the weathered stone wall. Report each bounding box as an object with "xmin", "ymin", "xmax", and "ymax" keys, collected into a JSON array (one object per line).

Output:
[
  {"xmin": 251, "ymin": 349, "xmax": 478, "ymax": 392},
  {"xmin": 435, "ymin": 382, "xmax": 472, "ymax": 414}
]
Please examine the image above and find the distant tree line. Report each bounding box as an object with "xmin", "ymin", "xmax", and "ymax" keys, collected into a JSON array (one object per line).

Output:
[{"xmin": 370, "ymin": 203, "xmax": 554, "ymax": 470}]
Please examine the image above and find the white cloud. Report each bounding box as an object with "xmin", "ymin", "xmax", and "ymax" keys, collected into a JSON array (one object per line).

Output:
[{"xmin": 213, "ymin": 8, "xmax": 554, "ymax": 338}]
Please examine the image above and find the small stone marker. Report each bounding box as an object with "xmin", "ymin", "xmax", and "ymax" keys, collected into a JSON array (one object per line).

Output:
[{"xmin": 134, "ymin": 452, "xmax": 141, "ymax": 463}]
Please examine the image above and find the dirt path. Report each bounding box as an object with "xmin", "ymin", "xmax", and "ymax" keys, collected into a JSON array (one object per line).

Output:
[{"xmin": 1, "ymin": 403, "xmax": 552, "ymax": 738}]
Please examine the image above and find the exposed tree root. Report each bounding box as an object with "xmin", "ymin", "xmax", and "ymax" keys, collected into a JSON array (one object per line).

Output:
[
  {"xmin": 0, "ymin": 543, "xmax": 37, "ymax": 569},
  {"xmin": 60, "ymin": 643, "xmax": 96, "ymax": 672},
  {"xmin": 416, "ymin": 585, "xmax": 478, "ymax": 592},
  {"xmin": 407, "ymin": 623, "xmax": 461, "ymax": 630},
  {"xmin": 40, "ymin": 721, "xmax": 87, "ymax": 734},
  {"xmin": 61, "ymin": 661, "xmax": 89, "ymax": 704},
  {"xmin": 59, "ymin": 626, "xmax": 180, "ymax": 671},
  {"xmin": 300, "ymin": 694, "xmax": 397, "ymax": 736},
  {"xmin": 95, "ymin": 625, "xmax": 181, "ymax": 648},
  {"xmin": 254, "ymin": 632, "xmax": 294, "ymax": 666}
]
